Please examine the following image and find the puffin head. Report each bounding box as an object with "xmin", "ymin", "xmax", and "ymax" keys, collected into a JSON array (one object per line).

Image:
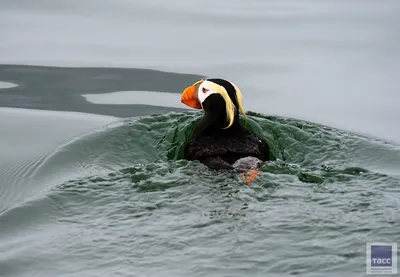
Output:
[{"xmin": 181, "ymin": 78, "xmax": 247, "ymax": 129}]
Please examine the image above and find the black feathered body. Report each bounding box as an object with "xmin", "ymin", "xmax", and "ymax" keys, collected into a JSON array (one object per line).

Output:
[{"xmin": 184, "ymin": 124, "xmax": 269, "ymax": 170}]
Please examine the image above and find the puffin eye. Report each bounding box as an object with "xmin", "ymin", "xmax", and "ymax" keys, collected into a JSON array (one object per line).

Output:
[{"xmin": 202, "ymin": 87, "xmax": 208, "ymax": 93}]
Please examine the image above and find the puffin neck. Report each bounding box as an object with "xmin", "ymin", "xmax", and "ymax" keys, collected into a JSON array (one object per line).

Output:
[
  {"xmin": 193, "ymin": 88, "xmax": 241, "ymax": 137},
  {"xmin": 194, "ymin": 108, "xmax": 240, "ymax": 137}
]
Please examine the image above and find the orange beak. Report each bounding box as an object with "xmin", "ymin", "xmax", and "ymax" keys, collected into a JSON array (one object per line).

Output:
[{"xmin": 181, "ymin": 85, "xmax": 202, "ymax": 109}]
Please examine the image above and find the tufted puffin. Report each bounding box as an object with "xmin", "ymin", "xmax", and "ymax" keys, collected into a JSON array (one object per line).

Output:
[{"xmin": 180, "ymin": 78, "xmax": 270, "ymax": 182}]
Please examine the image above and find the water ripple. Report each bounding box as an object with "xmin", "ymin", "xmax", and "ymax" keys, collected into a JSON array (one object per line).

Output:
[{"xmin": 1, "ymin": 111, "xmax": 399, "ymax": 277}]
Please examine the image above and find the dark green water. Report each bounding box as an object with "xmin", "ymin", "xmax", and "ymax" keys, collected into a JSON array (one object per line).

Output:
[{"xmin": 1, "ymin": 110, "xmax": 399, "ymax": 276}]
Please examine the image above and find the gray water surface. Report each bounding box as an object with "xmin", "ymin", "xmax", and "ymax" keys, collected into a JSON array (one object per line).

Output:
[
  {"xmin": 1, "ymin": 0, "xmax": 399, "ymax": 142},
  {"xmin": 1, "ymin": 1, "xmax": 400, "ymax": 277}
]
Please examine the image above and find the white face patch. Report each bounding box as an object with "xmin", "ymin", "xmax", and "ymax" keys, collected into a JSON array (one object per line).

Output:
[{"xmin": 198, "ymin": 81, "xmax": 218, "ymax": 108}]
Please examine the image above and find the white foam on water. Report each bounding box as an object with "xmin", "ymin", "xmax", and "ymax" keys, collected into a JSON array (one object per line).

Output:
[
  {"xmin": 0, "ymin": 81, "xmax": 18, "ymax": 89},
  {"xmin": 82, "ymin": 90, "xmax": 190, "ymax": 109}
]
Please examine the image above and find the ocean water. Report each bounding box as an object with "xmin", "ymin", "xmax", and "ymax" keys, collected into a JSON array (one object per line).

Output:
[{"xmin": 1, "ymin": 0, "xmax": 399, "ymax": 276}]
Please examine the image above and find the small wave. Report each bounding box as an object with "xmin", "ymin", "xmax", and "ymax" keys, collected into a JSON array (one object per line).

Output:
[
  {"xmin": 27, "ymin": 110, "xmax": 400, "ymax": 197},
  {"xmin": 4, "ymin": 109, "xmax": 397, "ymax": 250}
]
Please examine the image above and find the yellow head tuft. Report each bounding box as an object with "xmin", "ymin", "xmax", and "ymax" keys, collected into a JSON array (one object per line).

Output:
[
  {"xmin": 202, "ymin": 80, "xmax": 237, "ymax": 128},
  {"xmin": 230, "ymin": 81, "xmax": 247, "ymax": 120}
]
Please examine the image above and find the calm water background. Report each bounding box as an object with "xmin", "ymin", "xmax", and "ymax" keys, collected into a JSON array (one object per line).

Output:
[{"xmin": 0, "ymin": 0, "xmax": 399, "ymax": 276}]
